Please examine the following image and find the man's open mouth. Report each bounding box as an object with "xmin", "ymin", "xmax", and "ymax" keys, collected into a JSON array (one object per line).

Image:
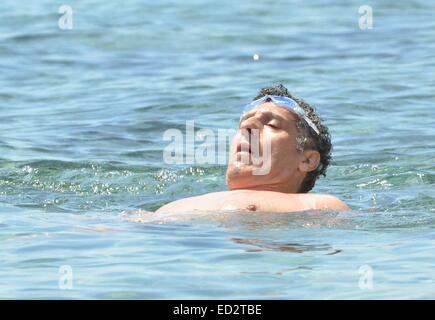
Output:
[{"xmin": 237, "ymin": 141, "xmax": 251, "ymax": 154}]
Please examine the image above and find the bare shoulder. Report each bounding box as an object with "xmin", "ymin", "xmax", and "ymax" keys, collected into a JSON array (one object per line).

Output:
[
  {"xmin": 155, "ymin": 194, "xmax": 203, "ymax": 213},
  {"xmin": 308, "ymin": 193, "xmax": 351, "ymax": 211}
]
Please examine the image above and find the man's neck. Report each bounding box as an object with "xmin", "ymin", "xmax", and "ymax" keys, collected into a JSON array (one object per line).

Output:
[{"xmin": 230, "ymin": 183, "xmax": 299, "ymax": 194}]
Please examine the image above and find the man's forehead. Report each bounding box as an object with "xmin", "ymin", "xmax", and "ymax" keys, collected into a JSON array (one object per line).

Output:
[{"xmin": 247, "ymin": 102, "xmax": 299, "ymax": 121}]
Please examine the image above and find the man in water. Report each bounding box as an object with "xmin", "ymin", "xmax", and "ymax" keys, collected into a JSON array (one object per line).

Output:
[{"xmin": 157, "ymin": 84, "xmax": 350, "ymax": 213}]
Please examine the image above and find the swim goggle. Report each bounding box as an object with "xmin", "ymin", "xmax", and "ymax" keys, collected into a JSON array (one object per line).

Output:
[{"xmin": 239, "ymin": 95, "xmax": 320, "ymax": 135}]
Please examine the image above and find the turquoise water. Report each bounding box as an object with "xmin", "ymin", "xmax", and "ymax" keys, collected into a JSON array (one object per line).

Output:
[{"xmin": 1, "ymin": 0, "xmax": 434, "ymax": 299}]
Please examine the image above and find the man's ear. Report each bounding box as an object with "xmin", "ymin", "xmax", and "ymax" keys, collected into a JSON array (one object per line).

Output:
[{"xmin": 299, "ymin": 150, "xmax": 321, "ymax": 173}]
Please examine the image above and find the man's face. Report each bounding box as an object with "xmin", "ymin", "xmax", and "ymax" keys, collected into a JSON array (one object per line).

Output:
[{"xmin": 226, "ymin": 102, "xmax": 308, "ymax": 192}]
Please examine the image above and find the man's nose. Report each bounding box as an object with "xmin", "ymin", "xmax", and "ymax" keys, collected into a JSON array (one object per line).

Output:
[{"xmin": 240, "ymin": 112, "xmax": 266, "ymax": 131}]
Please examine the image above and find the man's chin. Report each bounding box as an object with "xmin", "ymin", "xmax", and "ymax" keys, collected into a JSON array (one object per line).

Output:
[{"xmin": 226, "ymin": 164, "xmax": 260, "ymax": 190}]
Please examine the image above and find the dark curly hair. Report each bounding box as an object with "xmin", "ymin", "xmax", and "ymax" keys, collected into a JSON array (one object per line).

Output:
[{"xmin": 253, "ymin": 84, "xmax": 332, "ymax": 193}]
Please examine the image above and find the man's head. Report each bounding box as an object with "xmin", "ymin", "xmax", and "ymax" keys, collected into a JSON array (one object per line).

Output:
[{"xmin": 226, "ymin": 84, "xmax": 332, "ymax": 193}]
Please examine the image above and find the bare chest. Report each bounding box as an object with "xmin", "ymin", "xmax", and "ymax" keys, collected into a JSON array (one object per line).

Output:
[{"xmin": 196, "ymin": 191, "xmax": 314, "ymax": 213}]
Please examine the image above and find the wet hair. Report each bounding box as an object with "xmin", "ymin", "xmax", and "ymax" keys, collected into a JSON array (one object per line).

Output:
[{"xmin": 253, "ymin": 84, "xmax": 332, "ymax": 193}]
